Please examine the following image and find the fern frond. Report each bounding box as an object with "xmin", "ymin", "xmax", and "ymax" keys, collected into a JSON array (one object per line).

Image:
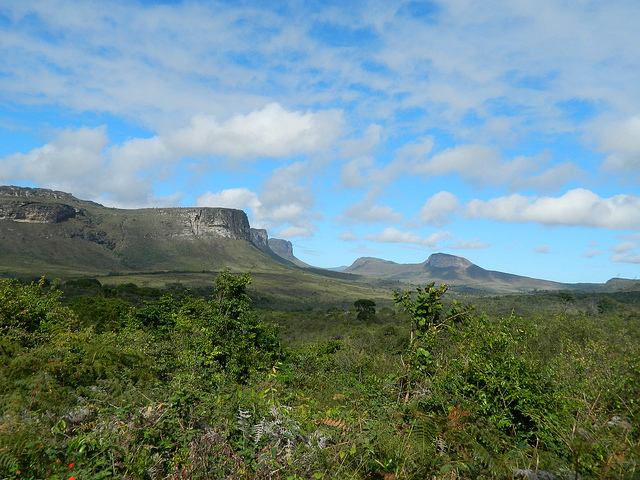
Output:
[{"xmin": 0, "ymin": 448, "xmax": 19, "ymax": 476}]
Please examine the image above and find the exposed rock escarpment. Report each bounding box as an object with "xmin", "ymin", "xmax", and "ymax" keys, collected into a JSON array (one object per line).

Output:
[
  {"xmin": 0, "ymin": 185, "xmax": 79, "ymax": 201},
  {"xmin": 153, "ymin": 208, "xmax": 251, "ymax": 240},
  {"xmin": 250, "ymin": 228, "xmax": 270, "ymax": 251},
  {"xmin": 0, "ymin": 201, "xmax": 78, "ymax": 223},
  {"xmin": 0, "ymin": 186, "xmax": 252, "ymax": 241},
  {"xmin": 0, "ymin": 186, "xmax": 83, "ymax": 223},
  {"xmin": 268, "ymin": 238, "xmax": 294, "ymax": 259},
  {"xmin": 423, "ymin": 252, "xmax": 472, "ymax": 269},
  {"xmin": 268, "ymin": 238, "xmax": 311, "ymax": 268}
]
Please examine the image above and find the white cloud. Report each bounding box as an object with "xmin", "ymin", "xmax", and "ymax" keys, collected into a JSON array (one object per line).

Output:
[
  {"xmin": 197, "ymin": 188, "xmax": 261, "ymax": 211},
  {"xmin": 364, "ymin": 227, "xmax": 450, "ymax": 247},
  {"xmin": 609, "ymin": 241, "xmax": 639, "ymax": 253},
  {"xmin": 339, "ymin": 157, "xmax": 375, "ymax": 189},
  {"xmin": 534, "ymin": 245, "xmax": 551, "ymax": 254},
  {"xmin": 415, "ymin": 145, "xmax": 581, "ymax": 192},
  {"xmin": 109, "ymin": 136, "xmax": 173, "ymax": 172},
  {"xmin": 341, "ymin": 124, "xmax": 383, "ymax": 158},
  {"xmin": 167, "ymin": 103, "xmax": 344, "ymax": 159},
  {"xmin": 395, "ymin": 136, "xmax": 435, "ymax": 161},
  {"xmin": 583, "ymin": 250, "xmax": 601, "ymax": 258},
  {"xmin": 0, "ymin": 126, "xmax": 172, "ymax": 206},
  {"xmin": 0, "ymin": 103, "xmax": 341, "ymax": 209},
  {"xmin": 599, "ymin": 116, "xmax": 640, "ymax": 172},
  {"xmin": 417, "ymin": 191, "xmax": 459, "ymax": 227},
  {"xmin": 466, "ymin": 189, "xmax": 640, "ymax": 229},
  {"xmin": 610, "ymin": 253, "xmax": 640, "ymax": 264},
  {"xmin": 196, "ymin": 163, "xmax": 320, "ymax": 238},
  {"xmin": 417, "ymin": 145, "xmax": 501, "ymax": 179},
  {"xmin": 278, "ymin": 225, "xmax": 316, "ymax": 238},
  {"xmin": 338, "ymin": 229, "xmax": 358, "ymax": 241},
  {"xmin": 338, "ymin": 190, "xmax": 404, "ymax": 225},
  {"xmin": 0, "ymin": 126, "xmax": 108, "ymax": 191},
  {"xmin": 449, "ymin": 239, "xmax": 491, "ymax": 250}
]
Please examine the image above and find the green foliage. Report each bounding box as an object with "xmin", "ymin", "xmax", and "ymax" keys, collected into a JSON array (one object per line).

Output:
[
  {"xmin": 393, "ymin": 283, "xmax": 473, "ymax": 375},
  {"xmin": 0, "ymin": 277, "xmax": 75, "ymax": 342},
  {"xmin": 1, "ymin": 274, "xmax": 640, "ymax": 479},
  {"xmin": 354, "ymin": 299, "xmax": 376, "ymax": 322}
]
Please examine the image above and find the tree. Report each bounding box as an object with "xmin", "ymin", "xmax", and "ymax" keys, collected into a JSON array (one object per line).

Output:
[
  {"xmin": 393, "ymin": 283, "xmax": 473, "ymax": 400},
  {"xmin": 170, "ymin": 270, "xmax": 280, "ymax": 383},
  {"xmin": 354, "ymin": 298, "xmax": 376, "ymax": 322}
]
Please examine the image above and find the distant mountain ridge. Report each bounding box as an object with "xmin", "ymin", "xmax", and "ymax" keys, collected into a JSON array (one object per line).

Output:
[
  {"xmin": 344, "ymin": 252, "xmax": 637, "ymax": 294},
  {"xmin": 1, "ymin": 186, "xmax": 637, "ymax": 293}
]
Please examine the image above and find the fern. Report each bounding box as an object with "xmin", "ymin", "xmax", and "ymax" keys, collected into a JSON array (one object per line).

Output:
[{"xmin": 0, "ymin": 448, "xmax": 19, "ymax": 477}]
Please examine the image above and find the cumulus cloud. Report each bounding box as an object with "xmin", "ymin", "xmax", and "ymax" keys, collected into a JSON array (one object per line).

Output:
[
  {"xmin": 395, "ymin": 135, "xmax": 435, "ymax": 161},
  {"xmin": 466, "ymin": 189, "xmax": 640, "ymax": 229},
  {"xmin": 364, "ymin": 227, "xmax": 450, "ymax": 247},
  {"xmin": 0, "ymin": 126, "xmax": 108, "ymax": 192},
  {"xmin": 610, "ymin": 241, "xmax": 639, "ymax": 253},
  {"xmin": 599, "ymin": 116, "xmax": 640, "ymax": 172},
  {"xmin": 196, "ymin": 188, "xmax": 261, "ymax": 211},
  {"xmin": 167, "ymin": 103, "xmax": 344, "ymax": 159},
  {"xmin": 339, "ymin": 157, "xmax": 375, "ymax": 188},
  {"xmin": 341, "ymin": 124, "xmax": 383, "ymax": 158},
  {"xmin": 415, "ymin": 145, "xmax": 581, "ymax": 192},
  {"xmin": 0, "ymin": 126, "xmax": 173, "ymax": 206},
  {"xmin": 449, "ymin": 239, "xmax": 491, "ymax": 250},
  {"xmin": 0, "ymin": 103, "xmax": 342, "ymax": 208},
  {"xmin": 417, "ymin": 191, "xmax": 459, "ymax": 227},
  {"xmin": 196, "ymin": 162, "xmax": 320, "ymax": 238},
  {"xmin": 417, "ymin": 144, "xmax": 501, "ymax": 179},
  {"xmin": 339, "ymin": 155, "xmax": 409, "ymax": 189},
  {"xmin": 338, "ymin": 229, "xmax": 358, "ymax": 241},
  {"xmin": 610, "ymin": 253, "xmax": 640, "ymax": 264},
  {"xmin": 338, "ymin": 190, "xmax": 404, "ymax": 225},
  {"xmin": 583, "ymin": 250, "xmax": 602, "ymax": 258}
]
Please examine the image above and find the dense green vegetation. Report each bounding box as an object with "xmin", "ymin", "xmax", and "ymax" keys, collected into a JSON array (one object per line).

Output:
[{"xmin": 1, "ymin": 273, "xmax": 639, "ymax": 479}]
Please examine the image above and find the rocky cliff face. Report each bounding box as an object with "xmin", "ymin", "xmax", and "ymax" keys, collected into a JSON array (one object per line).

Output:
[
  {"xmin": 153, "ymin": 208, "xmax": 251, "ymax": 241},
  {"xmin": 0, "ymin": 185, "xmax": 79, "ymax": 201},
  {"xmin": 268, "ymin": 238, "xmax": 311, "ymax": 268},
  {"xmin": 250, "ymin": 228, "xmax": 270, "ymax": 251},
  {"xmin": 0, "ymin": 202, "xmax": 78, "ymax": 223},
  {"xmin": 0, "ymin": 186, "xmax": 81, "ymax": 223},
  {"xmin": 0, "ymin": 186, "xmax": 253, "ymax": 241},
  {"xmin": 268, "ymin": 238, "xmax": 294, "ymax": 258},
  {"xmin": 424, "ymin": 253, "xmax": 472, "ymax": 269}
]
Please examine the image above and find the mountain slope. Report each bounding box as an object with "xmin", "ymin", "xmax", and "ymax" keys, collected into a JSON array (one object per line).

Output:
[
  {"xmin": 0, "ymin": 186, "xmax": 286, "ymax": 277},
  {"xmin": 345, "ymin": 253, "xmax": 570, "ymax": 293}
]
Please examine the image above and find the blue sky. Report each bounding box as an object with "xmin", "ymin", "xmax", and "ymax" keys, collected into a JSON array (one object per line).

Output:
[{"xmin": 1, "ymin": 0, "xmax": 640, "ymax": 284}]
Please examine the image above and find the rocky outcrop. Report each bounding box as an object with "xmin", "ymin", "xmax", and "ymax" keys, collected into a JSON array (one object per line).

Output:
[
  {"xmin": 0, "ymin": 185, "xmax": 79, "ymax": 201},
  {"xmin": 1, "ymin": 186, "xmax": 253, "ymax": 241},
  {"xmin": 269, "ymin": 238, "xmax": 311, "ymax": 268},
  {"xmin": 70, "ymin": 231, "xmax": 116, "ymax": 250},
  {"xmin": 0, "ymin": 201, "xmax": 79, "ymax": 223},
  {"xmin": 423, "ymin": 253, "xmax": 472, "ymax": 269},
  {"xmin": 250, "ymin": 228, "xmax": 270, "ymax": 252},
  {"xmin": 0, "ymin": 186, "xmax": 83, "ymax": 223},
  {"xmin": 153, "ymin": 208, "xmax": 252, "ymax": 240},
  {"xmin": 268, "ymin": 238, "xmax": 294, "ymax": 259}
]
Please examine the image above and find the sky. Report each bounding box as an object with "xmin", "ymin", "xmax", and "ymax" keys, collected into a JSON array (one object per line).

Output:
[{"xmin": 1, "ymin": 0, "xmax": 640, "ymax": 284}]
